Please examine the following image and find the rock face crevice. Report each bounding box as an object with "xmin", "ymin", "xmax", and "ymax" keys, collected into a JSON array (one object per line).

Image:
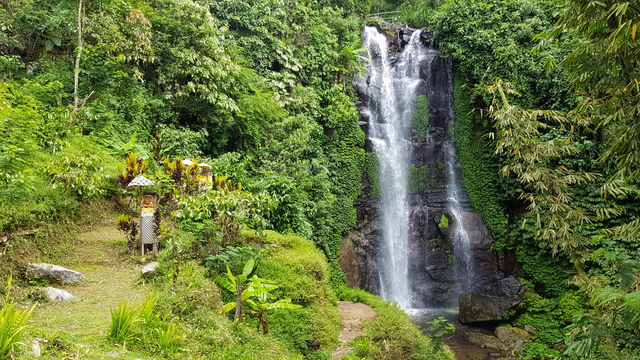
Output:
[{"xmin": 341, "ymin": 23, "xmax": 519, "ymax": 309}]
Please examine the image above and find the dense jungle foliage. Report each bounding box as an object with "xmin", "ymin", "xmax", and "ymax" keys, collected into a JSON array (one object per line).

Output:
[{"xmin": 0, "ymin": 0, "xmax": 375, "ymax": 282}]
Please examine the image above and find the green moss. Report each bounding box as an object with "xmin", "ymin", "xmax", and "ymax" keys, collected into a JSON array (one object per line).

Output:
[
  {"xmin": 365, "ymin": 152, "xmax": 381, "ymax": 197},
  {"xmin": 409, "ymin": 163, "xmax": 439, "ymax": 193},
  {"xmin": 453, "ymin": 72, "xmax": 508, "ymax": 249},
  {"xmin": 438, "ymin": 213, "xmax": 448, "ymax": 228},
  {"xmin": 413, "ymin": 95, "xmax": 430, "ymax": 142}
]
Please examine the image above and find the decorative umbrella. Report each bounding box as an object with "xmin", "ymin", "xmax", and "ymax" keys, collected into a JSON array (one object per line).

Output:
[
  {"xmin": 182, "ymin": 159, "xmax": 194, "ymax": 166},
  {"xmin": 127, "ymin": 175, "xmax": 154, "ymax": 187}
]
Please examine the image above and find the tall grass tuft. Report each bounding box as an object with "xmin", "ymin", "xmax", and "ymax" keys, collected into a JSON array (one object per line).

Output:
[
  {"xmin": 140, "ymin": 291, "xmax": 158, "ymax": 324},
  {"xmin": 155, "ymin": 322, "xmax": 185, "ymax": 356},
  {"xmin": 0, "ymin": 274, "xmax": 35, "ymax": 357},
  {"xmin": 108, "ymin": 299, "xmax": 138, "ymax": 344}
]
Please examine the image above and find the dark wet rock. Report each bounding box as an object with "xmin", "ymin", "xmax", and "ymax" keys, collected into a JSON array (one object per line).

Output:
[
  {"xmin": 458, "ymin": 276, "xmax": 524, "ymax": 323},
  {"xmin": 511, "ymin": 340, "xmax": 525, "ymax": 351},
  {"xmin": 307, "ymin": 339, "xmax": 321, "ymax": 351},
  {"xmin": 459, "ymin": 293, "xmax": 515, "ymax": 323},
  {"xmin": 483, "ymin": 276, "xmax": 525, "ymax": 298},
  {"xmin": 463, "ymin": 333, "xmax": 505, "ymax": 351}
]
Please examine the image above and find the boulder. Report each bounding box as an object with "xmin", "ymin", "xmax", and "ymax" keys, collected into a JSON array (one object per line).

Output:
[
  {"xmin": 483, "ymin": 276, "xmax": 525, "ymax": 298},
  {"xmin": 464, "ymin": 330, "xmax": 527, "ymax": 357},
  {"xmin": 495, "ymin": 326, "xmax": 530, "ymax": 341},
  {"xmin": 141, "ymin": 262, "xmax": 160, "ymax": 277},
  {"xmin": 42, "ymin": 287, "xmax": 78, "ymax": 302},
  {"xmin": 26, "ymin": 263, "xmax": 85, "ymax": 285},
  {"xmin": 463, "ymin": 333, "xmax": 506, "ymax": 351},
  {"xmin": 524, "ymin": 324, "xmax": 538, "ymax": 335},
  {"xmin": 459, "ymin": 276, "xmax": 524, "ymax": 323}
]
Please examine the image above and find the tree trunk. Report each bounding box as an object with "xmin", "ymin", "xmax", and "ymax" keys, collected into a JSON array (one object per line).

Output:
[
  {"xmin": 73, "ymin": 0, "xmax": 83, "ymax": 111},
  {"xmin": 234, "ymin": 284, "xmax": 243, "ymax": 322}
]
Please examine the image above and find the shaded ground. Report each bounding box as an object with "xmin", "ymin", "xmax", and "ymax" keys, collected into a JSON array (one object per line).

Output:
[
  {"xmin": 442, "ymin": 323, "xmax": 500, "ymax": 360},
  {"xmin": 331, "ymin": 301, "xmax": 376, "ymax": 360},
  {"xmin": 17, "ymin": 219, "xmax": 153, "ymax": 359},
  {"xmin": 411, "ymin": 309, "xmax": 499, "ymax": 360}
]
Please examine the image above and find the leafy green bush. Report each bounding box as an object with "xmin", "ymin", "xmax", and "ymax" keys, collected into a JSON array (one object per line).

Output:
[
  {"xmin": 409, "ymin": 164, "xmax": 439, "ymax": 193},
  {"xmin": 516, "ymin": 292, "xmax": 586, "ymax": 346},
  {"xmin": 518, "ymin": 342, "xmax": 559, "ymax": 359},
  {"xmin": 364, "ymin": 152, "xmax": 381, "ymax": 198}
]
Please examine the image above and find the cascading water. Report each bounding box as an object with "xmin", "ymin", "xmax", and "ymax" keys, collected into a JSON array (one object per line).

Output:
[
  {"xmin": 444, "ymin": 142, "xmax": 475, "ymax": 293},
  {"xmin": 361, "ymin": 27, "xmax": 428, "ymax": 310},
  {"xmin": 358, "ymin": 25, "xmax": 480, "ymax": 310}
]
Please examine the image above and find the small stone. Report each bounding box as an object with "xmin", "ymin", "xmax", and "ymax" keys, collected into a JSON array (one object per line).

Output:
[
  {"xmin": 42, "ymin": 287, "xmax": 78, "ymax": 302},
  {"xmin": 26, "ymin": 263, "xmax": 85, "ymax": 285},
  {"xmin": 141, "ymin": 262, "xmax": 160, "ymax": 277},
  {"xmin": 489, "ymin": 353, "xmax": 501, "ymax": 358},
  {"xmin": 32, "ymin": 342, "xmax": 41, "ymax": 357},
  {"xmin": 510, "ymin": 340, "xmax": 525, "ymax": 351},
  {"xmin": 525, "ymin": 324, "xmax": 538, "ymax": 335}
]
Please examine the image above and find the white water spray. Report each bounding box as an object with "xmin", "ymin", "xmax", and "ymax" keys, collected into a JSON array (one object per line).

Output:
[{"xmin": 361, "ymin": 27, "xmax": 427, "ymax": 309}]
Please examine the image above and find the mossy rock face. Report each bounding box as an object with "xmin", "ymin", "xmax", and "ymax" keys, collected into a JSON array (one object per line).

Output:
[
  {"xmin": 495, "ymin": 326, "xmax": 530, "ymax": 341},
  {"xmin": 412, "ymin": 95, "xmax": 430, "ymax": 142}
]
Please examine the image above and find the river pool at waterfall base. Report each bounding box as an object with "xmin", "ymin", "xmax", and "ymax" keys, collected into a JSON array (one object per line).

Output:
[{"xmin": 409, "ymin": 309, "xmax": 499, "ymax": 360}]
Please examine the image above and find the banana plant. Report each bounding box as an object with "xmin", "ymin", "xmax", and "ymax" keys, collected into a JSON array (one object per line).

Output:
[
  {"xmin": 216, "ymin": 259, "xmax": 259, "ymax": 322},
  {"xmin": 245, "ymin": 276, "xmax": 301, "ymax": 334}
]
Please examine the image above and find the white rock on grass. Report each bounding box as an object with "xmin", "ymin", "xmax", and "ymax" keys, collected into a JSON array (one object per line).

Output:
[
  {"xmin": 32, "ymin": 341, "xmax": 41, "ymax": 357},
  {"xmin": 141, "ymin": 262, "xmax": 160, "ymax": 277},
  {"xmin": 26, "ymin": 263, "xmax": 85, "ymax": 284},
  {"xmin": 42, "ymin": 287, "xmax": 78, "ymax": 302}
]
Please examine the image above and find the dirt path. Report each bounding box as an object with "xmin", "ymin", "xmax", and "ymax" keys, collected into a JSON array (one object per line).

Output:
[
  {"xmin": 331, "ymin": 301, "xmax": 376, "ymax": 360},
  {"xmin": 22, "ymin": 219, "xmax": 152, "ymax": 359}
]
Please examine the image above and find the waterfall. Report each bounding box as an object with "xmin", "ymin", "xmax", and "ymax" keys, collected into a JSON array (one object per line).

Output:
[
  {"xmin": 358, "ymin": 25, "xmax": 480, "ymax": 310},
  {"xmin": 361, "ymin": 27, "xmax": 427, "ymax": 310},
  {"xmin": 444, "ymin": 142, "xmax": 475, "ymax": 293}
]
